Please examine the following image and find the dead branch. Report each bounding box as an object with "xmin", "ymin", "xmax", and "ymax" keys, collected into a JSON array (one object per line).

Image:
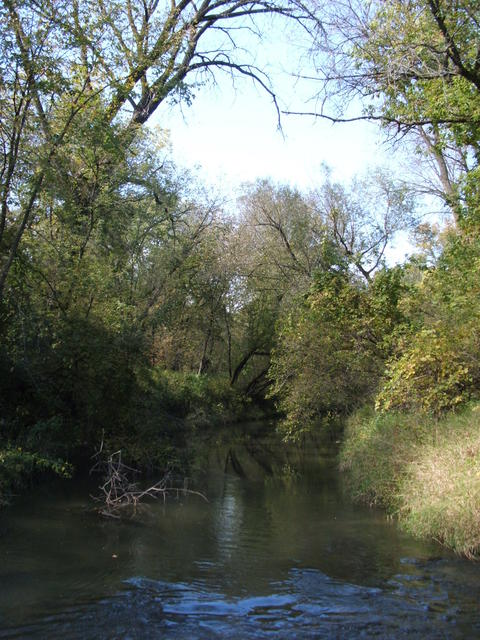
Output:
[{"xmin": 90, "ymin": 447, "xmax": 207, "ymax": 519}]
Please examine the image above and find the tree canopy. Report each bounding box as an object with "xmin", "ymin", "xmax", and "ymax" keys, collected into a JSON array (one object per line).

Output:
[
  {"xmin": 1, "ymin": 0, "xmax": 480, "ymax": 492},
  {"xmin": 289, "ymin": 0, "xmax": 480, "ymax": 227}
]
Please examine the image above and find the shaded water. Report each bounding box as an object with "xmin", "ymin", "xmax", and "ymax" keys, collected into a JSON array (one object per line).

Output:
[{"xmin": 0, "ymin": 426, "xmax": 479, "ymax": 638}]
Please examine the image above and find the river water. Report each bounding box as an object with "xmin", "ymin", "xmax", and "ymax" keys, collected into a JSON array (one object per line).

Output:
[{"xmin": 0, "ymin": 427, "xmax": 479, "ymax": 638}]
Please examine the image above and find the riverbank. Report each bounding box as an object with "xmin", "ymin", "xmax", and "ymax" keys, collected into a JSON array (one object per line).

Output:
[
  {"xmin": 340, "ymin": 403, "xmax": 480, "ymax": 558},
  {"xmin": 0, "ymin": 447, "xmax": 73, "ymax": 507},
  {"xmin": 0, "ymin": 370, "xmax": 273, "ymax": 506},
  {"xmin": 3, "ymin": 425, "xmax": 479, "ymax": 639}
]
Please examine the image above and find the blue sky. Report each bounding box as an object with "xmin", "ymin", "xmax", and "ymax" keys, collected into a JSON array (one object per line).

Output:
[
  {"xmin": 153, "ymin": 75, "xmax": 414, "ymax": 263},
  {"xmin": 150, "ymin": 17, "xmax": 444, "ymax": 264},
  {"xmin": 152, "ymin": 14, "xmax": 395, "ymax": 196},
  {"xmin": 157, "ymin": 84, "xmax": 390, "ymax": 193}
]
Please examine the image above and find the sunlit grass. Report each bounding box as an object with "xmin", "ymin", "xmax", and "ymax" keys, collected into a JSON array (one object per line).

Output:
[
  {"xmin": 400, "ymin": 407, "xmax": 480, "ymax": 558},
  {"xmin": 340, "ymin": 404, "xmax": 480, "ymax": 558}
]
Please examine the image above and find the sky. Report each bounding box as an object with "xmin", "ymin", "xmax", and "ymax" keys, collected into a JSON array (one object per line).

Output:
[
  {"xmin": 152, "ymin": 13, "xmax": 396, "ymax": 197},
  {"xmin": 150, "ymin": 16, "xmax": 440, "ymax": 264},
  {"xmin": 154, "ymin": 78, "xmax": 415, "ymax": 264},
  {"xmin": 155, "ymin": 80, "xmax": 390, "ymax": 194}
]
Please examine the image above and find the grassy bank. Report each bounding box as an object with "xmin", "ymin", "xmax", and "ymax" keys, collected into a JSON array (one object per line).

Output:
[{"xmin": 340, "ymin": 404, "xmax": 480, "ymax": 558}]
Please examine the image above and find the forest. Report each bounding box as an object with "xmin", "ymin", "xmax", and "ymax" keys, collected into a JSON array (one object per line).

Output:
[{"xmin": 1, "ymin": 0, "xmax": 480, "ymax": 556}]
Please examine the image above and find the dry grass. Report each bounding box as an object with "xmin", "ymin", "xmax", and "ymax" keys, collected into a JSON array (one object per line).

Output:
[
  {"xmin": 340, "ymin": 404, "xmax": 480, "ymax": 558},
  {"xmin": 339, "ymin": 406, "xmax": 431, "ymax": 510},
  {"xmin": 400, "ymin": 408, "xmax": 480, "ymax": 558}
]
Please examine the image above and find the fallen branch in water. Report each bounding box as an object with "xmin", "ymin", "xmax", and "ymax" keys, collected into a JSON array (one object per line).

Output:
[{"xmin": 90, "ymin": 446, "xmax": 207, "ymax": 519}]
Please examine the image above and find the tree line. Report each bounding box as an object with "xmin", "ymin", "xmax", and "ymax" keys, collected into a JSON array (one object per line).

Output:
[{"xmin": 0, "ymin": 0, "xmax": 479, "ymax": 493}]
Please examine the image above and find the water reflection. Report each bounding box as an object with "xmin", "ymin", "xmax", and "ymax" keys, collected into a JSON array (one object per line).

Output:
[
  {"xmin": 0, "ymin": 427, "xmax": 479, "ymax": 638},
  {"xmin": 214, "ymin": 477, "xmax": 243, "ymax": 560}
]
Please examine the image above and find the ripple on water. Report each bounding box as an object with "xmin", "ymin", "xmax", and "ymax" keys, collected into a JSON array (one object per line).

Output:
[
  {"xmin": 1, "ymin": 439, "xmax": 480, "ymax": 639},
  {"xmin": 0, "ymin": 568, "xmax": 475, "ymax": 640}
]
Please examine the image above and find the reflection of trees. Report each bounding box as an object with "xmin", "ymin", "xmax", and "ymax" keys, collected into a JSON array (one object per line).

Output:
[
  {"xmin": 224, "ymin": 448, "xmax": 247, "ymax": 478},
  {"xmin": 222, "ymin": 438, "xmax": 297, "ymax": 481},
  {"xmin": 215, "ymin": 476, "xmax": 243, "ymax": 560}
]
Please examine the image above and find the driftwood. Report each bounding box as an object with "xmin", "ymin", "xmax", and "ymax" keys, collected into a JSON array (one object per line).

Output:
[{"xmin": 90, "ymin": 445, "xmax": 207, "ymax": 519}]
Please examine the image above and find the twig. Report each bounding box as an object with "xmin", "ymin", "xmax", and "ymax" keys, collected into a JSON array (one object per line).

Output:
[{"xmin": 90, "ymin": 445, "xmax": 207, "ymax": 518}]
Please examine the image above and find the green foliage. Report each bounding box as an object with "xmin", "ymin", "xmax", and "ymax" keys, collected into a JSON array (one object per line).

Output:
[
  {"xmin": 376, "ymin": 326, "xmax": 474, "ymax": 414},
  {"xmin": 3, "ymin": 0, "xmax": 480, "ymax": 509},
  {"xmin": 363, "ymin": 4, "xmax": 480, "ymax": 131},
  {"xmin": 0, "ymin": 445, "xmax": 73, "ymax": 506},
  {"xmin": 150, "ymin": 369, "xmax": 246, "ymax": 426},
  {"xmin": 376, "ymin": 234, "xmax": 480, "ymax": 415},
  {"xmin": 317, "ymin": 1, "xmax": 480, "ymax": 225},
  {"xmin": 269, "ymin": 266, "xmax": 408, "ymax": 440}
]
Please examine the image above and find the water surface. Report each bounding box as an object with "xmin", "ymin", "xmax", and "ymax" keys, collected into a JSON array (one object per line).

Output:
[{"xmin": 0, "ymin": 428, "xmax": 479, "ymax": 638}]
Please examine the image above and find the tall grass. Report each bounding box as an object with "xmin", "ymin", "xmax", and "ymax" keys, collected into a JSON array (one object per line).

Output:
[{"xmin": 340, "ymin": 404, "xmax": 480, "ymax": 558}]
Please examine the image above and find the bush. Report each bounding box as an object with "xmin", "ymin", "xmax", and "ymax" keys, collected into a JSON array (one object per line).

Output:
[
  {"xmin": 375, "ymin": 326, "xmax": 476, "ymax": 414},
  {"xmin": 150, "ymin": 369, "xmax": 246, "ymax": 426},
  {"xmin": 376, "ymin": 235, "xmax": 480, "ymax": 416},
  {"xmin": 270, "ymin": 268, "xmax": 406, "ymax": 441},
  {"xmin": 0, "ymin": 446, "xmax": 73, "ymax": 506}
]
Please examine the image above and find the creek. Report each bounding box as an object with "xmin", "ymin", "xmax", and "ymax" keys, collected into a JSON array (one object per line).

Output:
[{"xmin": 0, "ymin": 425, "xmax": 479, "ymax": 638}]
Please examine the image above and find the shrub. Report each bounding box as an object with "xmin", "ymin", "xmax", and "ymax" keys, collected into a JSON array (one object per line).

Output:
[
  {"xmin": 376, "ymin": 235, "xmax": 480, "ymax": 416},
  {"xmin": 0, "ymin": 446, "xmax": 73, "ymax": 505},
  {"xmin": 376, "ymin": 326, "xmax": 476, "ymax": 414},
  {"xmin": 151, "ymin": 369, "xmax": 246, "ymax": 425}
]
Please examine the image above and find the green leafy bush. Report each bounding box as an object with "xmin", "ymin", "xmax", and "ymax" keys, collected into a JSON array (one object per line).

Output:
[
  {"xmin": 376, "ymin": 235, "xmax": 480, "ymax": 415},
  {"xmin": 376, "ymin": 326, "xmax": 475, "ymax": 414},
  {"xmin": 0, "ymin": 446, "xmax": 73, "ymax": 505},
  {"xmin": 270, "ymin": 267, "xmax": 407, "ymax": 440},
  {"xmin": 155, "ymin": 370, "xmax": 245, "ymax": 424}
]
